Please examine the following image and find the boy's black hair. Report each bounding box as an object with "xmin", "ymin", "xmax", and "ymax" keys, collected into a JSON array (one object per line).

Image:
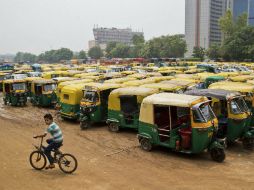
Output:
[{"xmin": 44, "ymin": 113, "xmax": 53, "ymax": 120}]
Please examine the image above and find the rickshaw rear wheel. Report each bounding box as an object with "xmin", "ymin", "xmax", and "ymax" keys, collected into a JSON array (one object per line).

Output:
[
  {"xmin": 140, "ymin": 138, "xmax": 152, "ymax": 151},
  {"xmin": 242, "ymin": 138, "xmax": 254, "ymax": 150},
  {"xmin": 108, "ymin": 122, "xmax": 119, "ymax": 132},
  {"xmin": 210, "ymin": 148, "xmax": 225, "ymax": 163},
  {"xmin": 80, "ymin": 121, "xmax": 89, "ymax": 130}
]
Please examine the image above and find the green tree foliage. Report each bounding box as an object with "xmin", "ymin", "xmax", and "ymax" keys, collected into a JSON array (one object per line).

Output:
[
  {"xmin": 219, "ymin": 11, "xmax": 248, "ymax": 39},
  {"xmin": 14, "ymin": 52, "xmax": 37, "ymax": 63},
  {"xmin": 38, "ymin": 48, "xmax": 73, "ymax": 63},
  {"xmin": 192, "ymin": 46, "xmax": 206, "ymax": 61},
  {"xmin": 221, "ymin": 26, "xmax": 254, "ymax": 61},
  {"xmin": 110, "ymin": 43, "xmax": 130, "ymax": 58},
  {"xmin": 88, "ymin": 46, "xmax": 103, "ymax": 59},
  {"xmin": 140, "ymin": 34, "xmax": 187, "ymax": 58},
  {"xmin": 132, "ymin": 34, "xmax": 145, "ymax": 45},
  {"xmin": 105, "ymin": 42, "xmax": 117, "ymax": 58},
  {"xmin": 78, "ymin": 50, "xmax": 87, "ymax": 59},
  {"xmin": 207, "ymin": 43, "xmax": 221, "ymax": 60},
  {"xmin": 219, "ymin": 11, "xmax": 253, "ymax": 61}
]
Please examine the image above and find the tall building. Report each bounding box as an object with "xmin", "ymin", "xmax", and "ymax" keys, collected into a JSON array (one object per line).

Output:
[
  {"xmin": 91, "ymin": 27, "xmax": 144, "ymax": 50},
  {"xmin": 227, "ymin": 0, "xmax": 254, "ymax": 25},
  {"xmin": 185, "ymin": 0, "xmax": 227, "ymax": 57},
  {"xmin": 185, "ymin": 0, "xmax": 254, "ymax": 57}
]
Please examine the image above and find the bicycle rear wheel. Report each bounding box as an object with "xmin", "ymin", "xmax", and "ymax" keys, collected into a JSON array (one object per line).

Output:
[
  {"xmin": 29, "ymin": 151, "xmax": 47, "ymax": 170},
  {"xmin": 58, "ymin": 153, "xmax": 78, "ymax": 174}
]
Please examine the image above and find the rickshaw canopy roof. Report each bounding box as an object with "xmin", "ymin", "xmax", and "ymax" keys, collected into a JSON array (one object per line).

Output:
[
  {"xmin": 110, "ymin": 87, "xmax": 159, "ymax": 97},
  {"xmin": 83, "ymin": 83, "xmax": 122, "ymax": 91},
  {"xmin": 33, "ymin": 79, "xmax": 56, "ymax": 84},
  {"xmin": 185, "ymin": 89, "xmax": 241, "ymax": 100},
  {"xmin": 3, "ymin": 79, "xmax": 26, "ymax": 83},
  {"xmin": 141, "ymin": 83, "xmax": 183, "ymax": 91},
  {"xmin": 142, "ymin": 93, "xmax": 206, "ymax": 107},
  {"xmin": 209, "ymin": 81, "xmax": 254, "ymax": 93}
]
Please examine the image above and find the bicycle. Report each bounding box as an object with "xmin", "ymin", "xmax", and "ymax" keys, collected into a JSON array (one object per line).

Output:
[{"xmin": 29, "ymin": 135, "xmax": 78, "ymax": 174}]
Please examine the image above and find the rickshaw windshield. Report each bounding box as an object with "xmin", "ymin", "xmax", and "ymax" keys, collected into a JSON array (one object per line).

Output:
[
  {"xmin": 44, "ymin": 83, "xmax": 56, "ymax": 92},
  {"xmin": 193, "ymin": 103, "xmax": 215, "ymax": 123},
  {"xmin": 12, "ymin": 83, "xmax": 26, "ymax": 91},
  {"xmin": 83, "ymin": 91, "xmax": 99, "ymax": 102},
  {"xmin": 230, "ymin": 97, "xmax": 249, "ymax": 114}
]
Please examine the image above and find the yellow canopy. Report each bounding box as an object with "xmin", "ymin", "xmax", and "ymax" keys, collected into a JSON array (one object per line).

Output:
[{"xmin": 108, "ymin": 87, "xmax": 159, "ymax": 110}]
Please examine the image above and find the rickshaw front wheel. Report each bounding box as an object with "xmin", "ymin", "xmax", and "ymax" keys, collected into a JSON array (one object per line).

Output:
[
  {"xmin": 140, "ymin": 138, "xmax": 152, "ymax": 151},
  {"xmin": 108, "ymin": 123, "xmax": 119, "ymax": 132},
  {"xmin": 210, "ymin": 148, "xmax": 225, "ymax": 163},
  {"xmin": 242, "ymin": 138, "xmax": 254, "ymax": 150}
]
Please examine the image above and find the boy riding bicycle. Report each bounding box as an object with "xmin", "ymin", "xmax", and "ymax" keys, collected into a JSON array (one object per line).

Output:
[{"xmin": 34, "ymin": 113, "xmax": 63, "ymax": 169}]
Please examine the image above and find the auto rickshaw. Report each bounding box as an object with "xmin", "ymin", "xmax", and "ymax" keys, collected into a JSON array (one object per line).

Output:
[
  {"xmin": 209, "ymin": 81, "xmax": 254, "ymax": 126},
  {"xmin": 3, "ymin": 79, "xmax": 28, "ymax": 106},
  {"xmin": 56, "ymin": 79, "xmax": 93, "ymax": 102},
  {"xmin": 186, "ymin": 89, "xmax": 254, "ymax": 149},
  {"xmin": 30, "ymin": 79, "xmax": 57, "ymax": 107},
  {"xmin": 79, "ymin": 83, "xmax": 122, "ymax": 129},
  {"xmin": 59, "ymin": 83, "xmax": 90, "ymax": 120},
  {"xmin": 24, "ymin": 77, "xmax": 42, "ymax": 97},
  {"xmin": 0, "ymin": 72, "xmax": 8, "ymax": 91},
  {"xmin": 137, "ymin": 93, "xmax": 226, "ymax": 162},
  {"xmin": 106, "ymin": 87, "xmax": 159, "ymax": 132}
]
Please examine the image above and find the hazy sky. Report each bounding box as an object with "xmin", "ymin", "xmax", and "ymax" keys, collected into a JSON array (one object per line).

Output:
[{"xmin": 0, "ymin": 0, "xmax": 185, "ymax": 55}]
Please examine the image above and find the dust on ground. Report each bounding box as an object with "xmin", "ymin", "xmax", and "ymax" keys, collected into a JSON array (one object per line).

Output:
[{"xmin": 0, "ymin": 94, "xmax": 254, "ymax": 190}]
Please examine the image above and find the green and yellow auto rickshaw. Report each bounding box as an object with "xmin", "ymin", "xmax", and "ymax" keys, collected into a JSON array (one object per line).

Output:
[
  {"xmin": 186, "ymin": 89, "xmax": 254, "ymax": 149},
  {"xmin": 59, "ymin": 83, "xmax": 89, "ymax": 120},
  {"xmin": 0, "ymin": 72, "xmax": 9, "ymax": 91},
  {"xmin": 30, "ymin": 79, "xmax": 57, "ymax": 107},
  {"xmin": 24, "ymin": 77, "xmax": 42, "ymax": 97},
  {"xmin": 209, "ymin": 81, "xmax": 254, "ymax": 126},
  {"xmin": 138, "ymin": 93, "xmax": 226, "ymax": 162},
  {"xmin": 56, "ymin": 79, "xmax": 93, "ymax": 103},
  {"xmin": 3, "ymin": 79, "xmax": 28, "ymax": 106},
  {"xmin": 79, "ymin": 83, "xmax": 122, "ymax": 129},
  {"xmin": 106, "ymin": 87, "xmax": 159, "ymax": 132}
]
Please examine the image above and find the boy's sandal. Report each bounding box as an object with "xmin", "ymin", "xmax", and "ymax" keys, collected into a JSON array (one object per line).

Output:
[{"xmin": 45, "ymin": 165, "xmax": 55, "ymax": 170}]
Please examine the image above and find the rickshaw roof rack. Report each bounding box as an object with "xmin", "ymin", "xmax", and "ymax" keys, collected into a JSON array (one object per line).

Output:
[
  {"xmin": 185, "ymin": 89, "xmax": 241, "ymax": 100},
  {"xmin": 142, "ymin": 93, "xmax": 205, "ymax": 107}
]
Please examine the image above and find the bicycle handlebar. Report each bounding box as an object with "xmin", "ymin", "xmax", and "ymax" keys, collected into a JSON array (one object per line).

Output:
[{"xmin": 33, "ymin": 134, "xmax": 46, "ymax": 139}]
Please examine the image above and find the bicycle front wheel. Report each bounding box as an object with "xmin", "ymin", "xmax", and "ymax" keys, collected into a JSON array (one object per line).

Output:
[
  {"xmin": 58, "ymin": 153, "xmax": 78, "ymax": 174},
  {"xmin": 29, "ymin": 151, "xmax": 47, "ymax": 170}
]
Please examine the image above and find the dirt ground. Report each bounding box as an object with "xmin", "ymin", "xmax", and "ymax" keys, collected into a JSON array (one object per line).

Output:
[{"xmin": 0, "ymin": 94, "xmax": 254, "ymax": 190}]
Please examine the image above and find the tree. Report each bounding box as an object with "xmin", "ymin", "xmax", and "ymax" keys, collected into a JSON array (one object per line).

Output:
[
  {"xmin": 37, "ymin": 48, "xmax": 73, "ymax": 63},
  {"xmin": 207, "ymin": 43, "xmax": 221, "ymax": 60},
  {"xmin": 132, "ymin": 34, "xmax": 145, "ymax": 45},
  {"xmin": 192, "ymin": 46, "xmax": 206, "ymax": 61},
  {"xmin": 14, "ymin": 52, "xmax": 37, "ymax": 63},
  {"xmin": 139, "ymin": 35, "xmax": 187, "ymax": 58},
  {"xmin": 78, "ymin": 50, "xmax": 87, "ymax": 59},
  {"xmin": 221, "ymin": 26, "xmax": 254, "ymax": 61},
  {"xmin": 219, "ymin": 10, "xmax": 248, "ymax": 40},
  {"xmin": 105, "ymin": 42, "xmax": 117, "ymax": 58},
  {"xmin": 88, "ymin": 46, "xmax": 103, "ymax": 59},
  {"xmin": 110, "ymin": 43, "xmax": 130, "ymax": 58}
]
